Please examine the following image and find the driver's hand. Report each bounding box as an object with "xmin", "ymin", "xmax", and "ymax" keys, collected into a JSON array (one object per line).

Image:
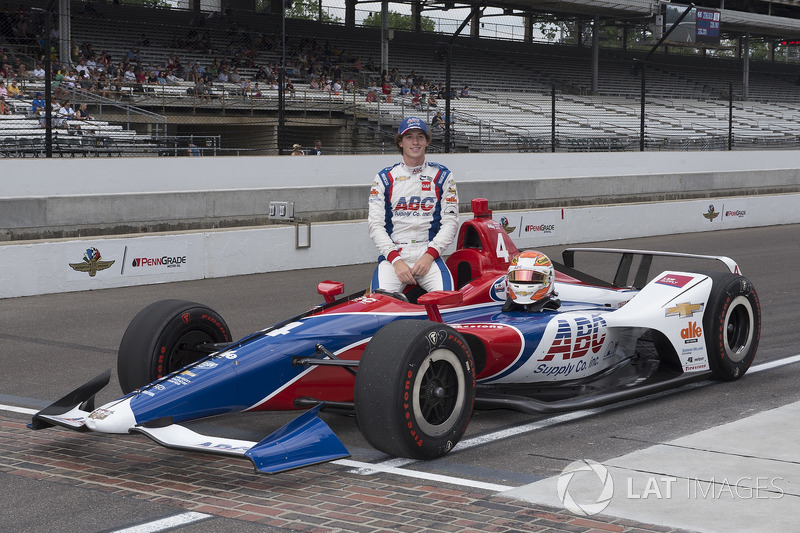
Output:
[
  {"xmin": 410, "ymin": 253, "xmax": 434, "ymax": 278},
  {"xmin": 393, "ymin": 259, "xmax": 416, "ymax": 285}
]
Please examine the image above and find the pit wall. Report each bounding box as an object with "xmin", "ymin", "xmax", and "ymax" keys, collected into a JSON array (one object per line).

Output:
[
  {"xmin": 2, "ymin": 192, "xmax": 798, "ymax": 299},
  {"xmin": 3, "ymin": 150, "xmax": 800, "ymax": 240}
]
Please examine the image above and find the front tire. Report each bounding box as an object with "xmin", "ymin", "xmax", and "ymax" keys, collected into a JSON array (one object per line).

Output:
[
  {"xmin": 355, "ymin": 320, "xmax": 476, "ymax": 460},
  {"xmin": 117, "ymin": 300, "xmax": 232, "ymax": 393},
  {"xmin": 703, "ymin": 273, "xmax": 761, "ymax": 381}
]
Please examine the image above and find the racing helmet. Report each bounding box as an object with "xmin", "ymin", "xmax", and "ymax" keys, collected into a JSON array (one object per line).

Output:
[{"xmin": 506, "ymin": 251, "xmax": 555, "ymax": 305}]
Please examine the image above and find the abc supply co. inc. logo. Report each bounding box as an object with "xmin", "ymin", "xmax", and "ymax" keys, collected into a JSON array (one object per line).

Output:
[{"xmin": 557, "ymin": 459, "xmax": 614, "ymax": 516}]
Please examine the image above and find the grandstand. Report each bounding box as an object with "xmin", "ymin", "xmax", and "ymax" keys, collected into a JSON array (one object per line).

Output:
[{"xmin": 3, "ymin": 0, "xmax": 800, "ymax": 156}]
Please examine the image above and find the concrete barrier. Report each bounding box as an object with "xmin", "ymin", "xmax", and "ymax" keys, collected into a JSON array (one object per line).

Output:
[
  {"xmin": 2, "ymin": 192, "xmax": 797, "ymax": 299},
  {"xmin": 3, "ymin": 151, "xmax": 800, "ymax": 240}
]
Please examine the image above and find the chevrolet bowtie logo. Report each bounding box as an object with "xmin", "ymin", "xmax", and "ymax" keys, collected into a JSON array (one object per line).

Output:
[{"xmin": 665, "ymin": 302, "xmax": 704, "ymax": 318}]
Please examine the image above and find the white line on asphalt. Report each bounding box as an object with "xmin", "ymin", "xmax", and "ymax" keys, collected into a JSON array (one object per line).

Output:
[
  {"xmin": 2, "ymin": 354, "xmax": 799, "ymax": 497},
  {"xmin": 334, "ymin": 458, "xmax": 514, "ymax": 492},
  {"xmin": 351, "ymin": 354, "xmax": 800, "ymax": 482},
  {"xmin": 746, "ymin": 353, "xmax": 800, "ymax": 374},
  {"xmin": 0, "ymin": 404, "xmax": 37, "ymax": 415},
  {"xmin": 111, "ymin": 512, "xmax": 211, "ymax": 533}
]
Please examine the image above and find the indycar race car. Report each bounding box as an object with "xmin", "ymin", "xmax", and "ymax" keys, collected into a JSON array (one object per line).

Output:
[{"xmin": 31, "ymin": 198, "xmax": 761, "ymax": 474}]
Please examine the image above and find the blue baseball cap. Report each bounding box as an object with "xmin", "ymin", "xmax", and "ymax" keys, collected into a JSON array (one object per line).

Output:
[{"xmin": 398, "ymin": 116, "xmax": 428, "ymax": 136}]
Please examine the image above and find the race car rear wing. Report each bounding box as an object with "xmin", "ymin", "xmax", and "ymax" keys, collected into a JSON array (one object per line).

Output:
[{"xmin": 561, "ymin": 248, "xmax": 741, "ymax": 290}]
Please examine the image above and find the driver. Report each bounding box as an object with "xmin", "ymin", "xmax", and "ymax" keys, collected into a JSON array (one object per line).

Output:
[
  {"xmin": 502, "ymin": 251, "xmax": 561, "ymax": 312},
  {"xmin": 368, "ymin": 117, "xmax": 459, "ymax": 293}
]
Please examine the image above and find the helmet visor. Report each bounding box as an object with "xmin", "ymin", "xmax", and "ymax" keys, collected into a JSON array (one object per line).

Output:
[{"xmin": 508, "ymin": 270, "xmax": 547, "ymax": 283}]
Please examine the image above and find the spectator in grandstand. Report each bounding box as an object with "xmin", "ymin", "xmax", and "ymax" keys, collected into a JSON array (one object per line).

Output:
[
  {"xmin": 63, "ymin": 69, "xmax": 78, "ymax": 92},
  {"xmin": 240, "ymin": 77, "xmax": 251, "ymax": 97},
  {"xmin": 126, "ymin": 47, "xmax": 141, "ymax": 63},
  {"xmin": 7, "ymin": 79, "xmax": 21, "ymax": 99},
  {"xmin": 97, "ymin": 74, "xmax": 114, "ymax": 99},
  {"xmin": 255, "ymin": 65, "xmax": 269, "ymax": 82},
  {"xmin": 52, "ymin": 72, "xmax": 66, "ymax": 98},
  {"xmin": 86, "ymin": 54, "xmax": 98, "ymax": 74},
  {"xmin": 31, "ymin": 92, "xmax": 45, "ymax": 115},
  {"xmin": 427, "ymin": 93, "xmax": 438, "ymax": 108},
  {"xmin": 229, "ymin": 67, "xmax": 242, "ymax": 84},
  {"xmin": 368, "ymin": 116, "xmax": 458, "ymax": 293},
  {"xmin": 208, "ymin": 58, "xmax": 220, "ymax": 79},
  {"xmin": 76, "ymin": 58, "xmax": 90, "ymax": 78},
  {"xmin": 291, "ymin": 144, "xmax": 304, "ymax": 156},
  {"xmin": 431, "ymin": 112, "xmax": 445, "ymax": 130},
  {"xmin": 366, "ymin": 90, "xmax": 377, "ymax": 103},
  {"xmin": 308, "ymin": 140, "xmax": 322, "ymax": 155},
  {"xmin": 217, "ymin": 68, "xmax": 228, "ymax": 83},
  {"xmin": 285, "ymin": 81, "xmax": 295, "ymax": 97},
  {"xmin": 460, "ymin": 85, "xmax": 470, "ymax": 98},
  {"xmin": 78, "ymin": 71, "xmax": 93, "ymax": 92},
  {"xmin": 32, "ymin": 63, "xmax": 45, "ymax": 78},
  {"xmin": 0, "ymin": 96, "xmax": 10, "ymax": 116},
  {"xmin": 57, "ymin": 101, "xmax": 75, "ymax": 128},
  {"xmin": 123, "ymin": 65, "xmax": 136, "ymax": 84},
  {"xmin": 165, "ymin": 70, "xmax": 182, "ymax": 85},
  {"xmin": 187, "ymin": 143, "xmax": 201, "ymax": 157},
  {"xmin": 309, "ymin": 77, "xmax": 320, "ymax": 90},
  {"xmin": 399, "ymin": 83, "xmax": 410, "ymax": 96},
  {"xmin": 381, "ymin": 80, "xmax": 392, "ymax": 101},
  {"xmin": 0, "ymin": 81, "xmax": 6, "ymax": 99},
  {"xmin": 75, "ymin": 103, "xmax": 91, "ymax": 121},
  {"xmin": 411, "ymin": 93, "xmax": 422, "ymax": 110}
]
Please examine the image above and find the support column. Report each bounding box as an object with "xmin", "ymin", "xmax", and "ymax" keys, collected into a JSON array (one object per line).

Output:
[
  {"xmin": 345, "ymin": 0, "xmax": 356, "ymax": 28},
  {"xmin": 380, "ymin": 0, "xmax": 389, "ymax": 75},
  {"xmin": 591, "ymin": 14, "xmax": 599, "ymax": 94},
  {"xmin": 742, "ymin": 33, "xmax": 750, "ymax": 100},
  {"xmin": 524, "ymin": 13, "xmax": 533, "ymax": 44},
  {"xmin": 410, "ymin": 0, "xmax": 421, "ymax": 32},
  {"xmin": 470, "ymin": 9, "xmax": 480, "ymax": 37},
  {"xmin": 58, "ymin": 0, "xmax": 71, "ymax": 66}
]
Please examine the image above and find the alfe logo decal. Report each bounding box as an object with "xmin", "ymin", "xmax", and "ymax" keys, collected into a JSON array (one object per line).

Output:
[
  {"xmin": 68, "ymin": 247, "xmax": 116, "ymax": 277},
  {"xmin": 681, "ymin": 321, "xmax": 702, "ymax": 343}
]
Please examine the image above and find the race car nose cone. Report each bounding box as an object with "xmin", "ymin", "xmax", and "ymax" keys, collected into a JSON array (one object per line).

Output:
[{"xmin": 84, "ymin": 398, "xmax": 137, "ymax": 433}]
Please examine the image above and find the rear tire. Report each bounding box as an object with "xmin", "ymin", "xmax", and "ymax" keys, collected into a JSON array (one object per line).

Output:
[
  {"xmin": 703, "ymin": 273, "xmax": 761, "ymax": 381},
  {"xmin": 355, "ymin": 320, "xmax": 476, "ymax": 460},
  {"xmin": 117, "ymin": 300, "xmax": 232, "ymax": 393}
]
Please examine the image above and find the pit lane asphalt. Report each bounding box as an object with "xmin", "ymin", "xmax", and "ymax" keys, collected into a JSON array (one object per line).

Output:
[{"xmin": 1, "ymin": 224, "xmax": 798, "ymax": 533}]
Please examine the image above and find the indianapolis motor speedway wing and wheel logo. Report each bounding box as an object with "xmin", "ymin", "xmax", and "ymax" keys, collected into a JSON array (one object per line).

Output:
[{"xmin": 557, "ymin": 459, "xmax": 614, "ymax": 516}]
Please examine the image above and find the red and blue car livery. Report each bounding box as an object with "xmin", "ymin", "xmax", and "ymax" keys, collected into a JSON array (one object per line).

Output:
[{"xmin": 31, "ymin": 198, "xmax": 760, "ymax": 473}]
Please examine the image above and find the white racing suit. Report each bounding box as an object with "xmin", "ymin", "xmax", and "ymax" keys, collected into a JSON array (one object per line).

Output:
[{"xmin": 368, "ymin": 161, "xmax": 459, "ymax": 292}]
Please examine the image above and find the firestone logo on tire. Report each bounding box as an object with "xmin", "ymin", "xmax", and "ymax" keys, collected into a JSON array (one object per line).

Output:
[{"xmin": 557, "ymin": 459, "xmax": 614, "ymax": 516}]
